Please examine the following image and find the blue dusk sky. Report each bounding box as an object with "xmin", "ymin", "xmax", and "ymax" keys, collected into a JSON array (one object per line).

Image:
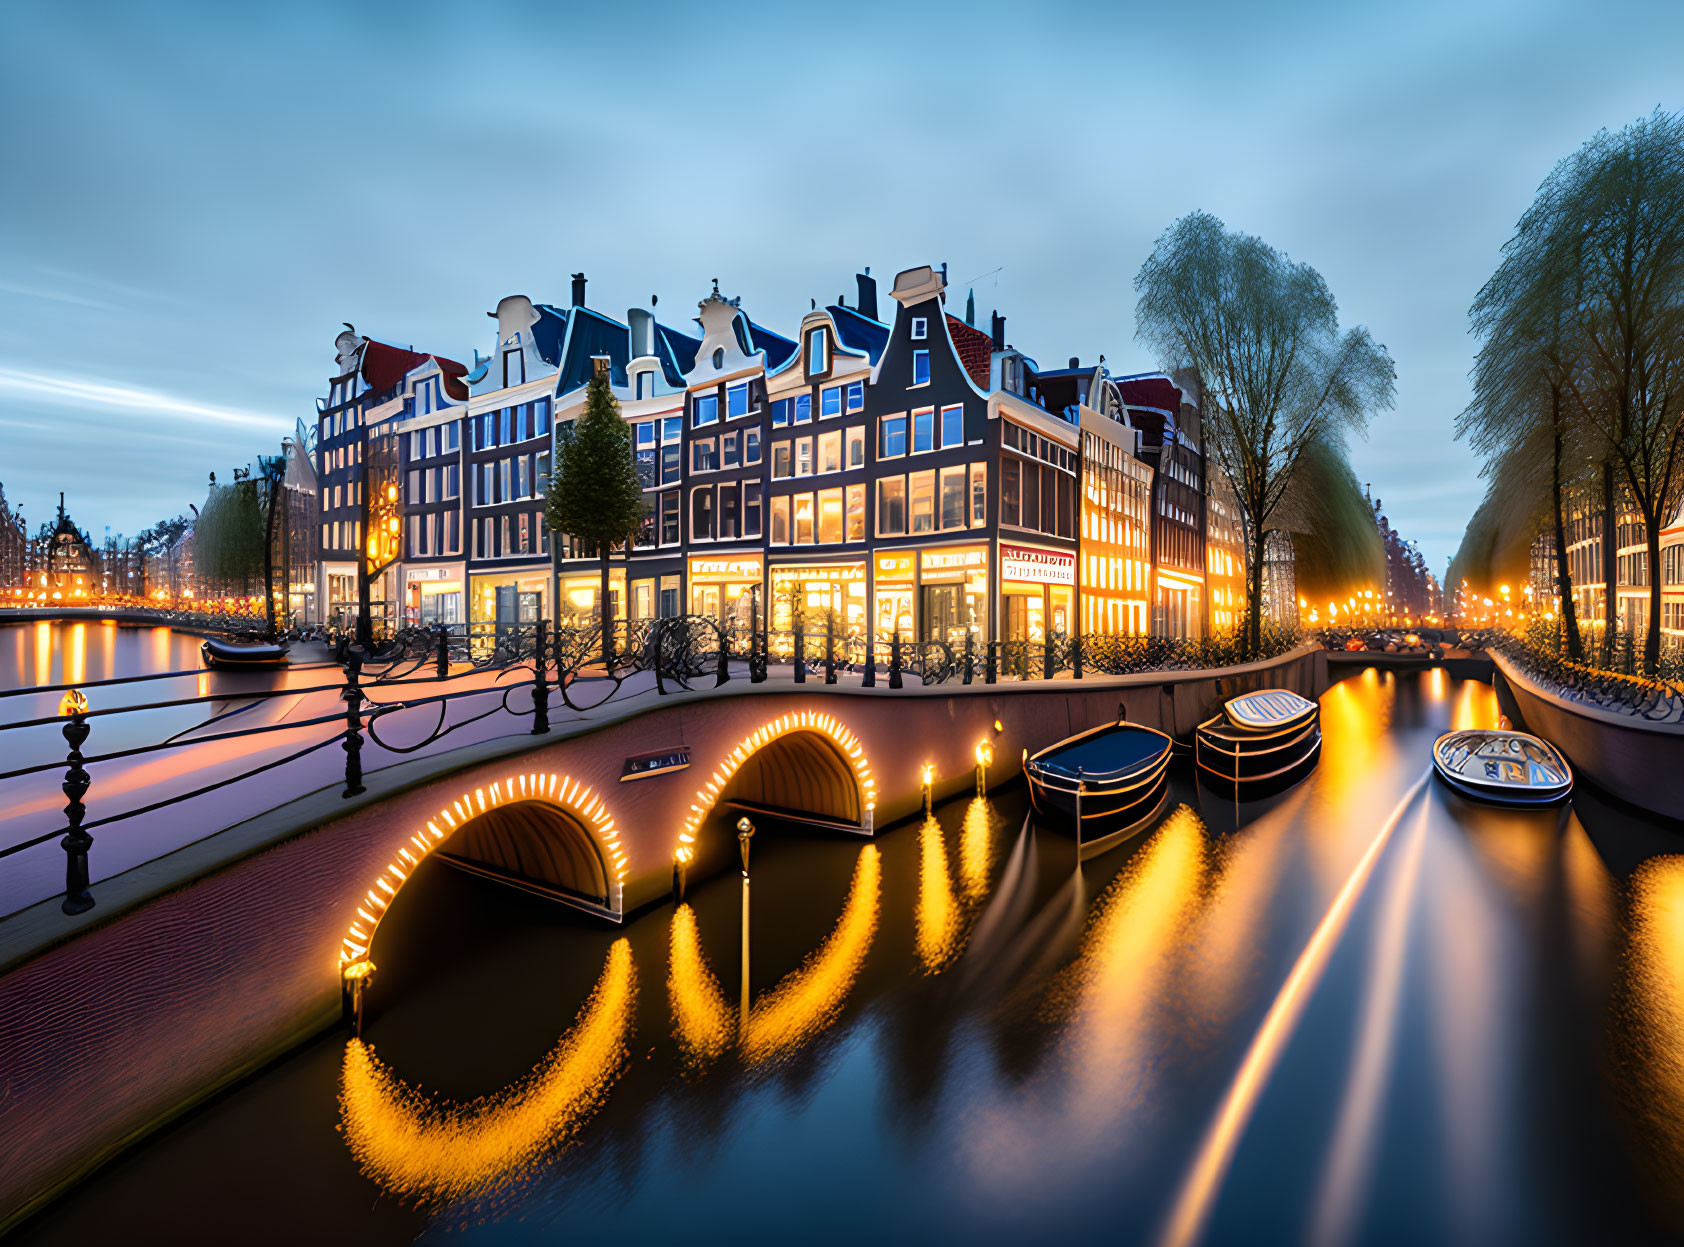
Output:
[{"xmin": 2, "ymin": 0, "xmax": 1681, "ymax": 569}]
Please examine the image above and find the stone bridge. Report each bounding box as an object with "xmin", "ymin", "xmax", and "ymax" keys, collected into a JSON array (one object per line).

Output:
[{"xmin": 0, "ymin": 646, "xmax": 1327, "ymax": 1230}]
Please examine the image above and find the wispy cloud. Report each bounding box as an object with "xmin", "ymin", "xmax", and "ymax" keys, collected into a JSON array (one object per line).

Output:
[
  {"xmin": 0, "ymin": 280, "xmax": 122, "ymax": 313},
  {"xmin": 0, "ymin": 367, "xmax": 290, "ymax": 432}
]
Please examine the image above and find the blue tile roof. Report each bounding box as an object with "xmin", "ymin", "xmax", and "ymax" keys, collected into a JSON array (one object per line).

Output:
[
  {"xmin": 555, "ymin": 306, "xmax": 631, "ymax": 395},
  {"xmin": 827, "ymin": 304, "xmax": 890, "ymax": 363}
]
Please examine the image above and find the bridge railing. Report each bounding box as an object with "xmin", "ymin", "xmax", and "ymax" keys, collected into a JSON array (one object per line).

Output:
[{"xmin": 0, "ymin": 618, "xmax": 1304, "ymax": 919}]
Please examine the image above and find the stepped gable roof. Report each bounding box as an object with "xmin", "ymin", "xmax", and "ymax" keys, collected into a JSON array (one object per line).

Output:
[
  {"xmin": 361, "ymin": 339, "xmax": 469, "ymax": 400},
  {"xmin": 945, "ymin": 315, "xmax": 994, "ymax": 390},
  {"xmin": 828, "ymin": 304, "xmax": 891, "ymax": 364}
]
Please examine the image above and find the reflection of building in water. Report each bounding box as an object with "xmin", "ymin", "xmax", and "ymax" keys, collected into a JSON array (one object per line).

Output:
[
  {"xmin": 665, "ymin": 846, "xmax": 881, "ymax": 1069},
  {"xmin": 337, "ymin": 939, "xmax": 635, "ymax": 1206},
  {"xmin": 1617, "ymin": 855, "xmax": 1684, "ymax": 1217}
]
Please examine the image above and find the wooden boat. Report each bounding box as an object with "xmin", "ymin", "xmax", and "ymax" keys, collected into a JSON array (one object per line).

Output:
[
  {"xmin": 200, "ymin": 636, "xmax": 288, "ymax": 670},
  {"xmin": 1026, "ymin": 720, "xmax": 1173, "ymax": 854},
  {"xmin": 1195, "ymin": 688, "xmax": 1322, "ymax": 795},
  {"xmin": 1431, "ymin": 729, "xmax": 1572, "ymax": 805}
]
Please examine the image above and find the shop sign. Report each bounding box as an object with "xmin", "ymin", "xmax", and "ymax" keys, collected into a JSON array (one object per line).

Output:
[
  {"xmin": 690, "ymin": 557, "xmax": 763, "ymax": 582},
  {"xmin": 1001, "ymin": 543, "xmax": 1076, "ymax": 586},
  {"xmin": 406, "ymin": 567, "xmax": 452, "ymax": 582},
  {"xmin": 773, "ymin": 563, "xmax": 865, "ymax": 583},
  {"xmin": 620, "ymin": 746, "xmax": 691, "ymax": 782},
  {"xmin": 920, "ymin": 547, "xmax": 987, "ymax": 574},
  {"xmin": 875, "ymin": 553, "xmax": 915, "ymax": 580}
]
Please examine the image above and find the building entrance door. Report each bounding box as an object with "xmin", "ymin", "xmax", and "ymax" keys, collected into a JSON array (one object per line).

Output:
[{"xmin": 922, "ymin": 584, "xmax": 960, "ymax": 646}]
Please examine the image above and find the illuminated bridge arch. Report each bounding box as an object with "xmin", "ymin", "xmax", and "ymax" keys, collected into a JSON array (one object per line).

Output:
[
  {"xmin": 339, "ymin": 772, "xmax": 627, "ymax": 970},
  {"xmin": 675, "ymin": 710, "xmax": 876, "ymax": 864}
]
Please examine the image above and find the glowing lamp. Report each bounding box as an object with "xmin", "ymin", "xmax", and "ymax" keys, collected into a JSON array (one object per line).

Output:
[{"xmin": 58, "ymin": 689, "xmax": 89, "ymax": 717}]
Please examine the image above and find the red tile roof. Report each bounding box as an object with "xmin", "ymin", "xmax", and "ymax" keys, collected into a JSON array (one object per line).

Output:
[
  {"xmin": 361, "ymin": 340, "xmax": 470, "ymax": 401},
  {"xmin": 946, "ymin": 315, "xmax": 993, "ymax": 390}
]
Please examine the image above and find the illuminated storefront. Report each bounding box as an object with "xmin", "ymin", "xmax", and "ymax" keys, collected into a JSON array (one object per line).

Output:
[
  {"xmin": 771, "ymin": 560, "xmax": 865, "ymax": 635},
  {"xmin": 403, "ymin": 564, "xmax": 464, "ymax": 626},
  {"xmin": 1080, "ymin": 423, "xmax": 1154, "ymax": 636},
  {"xmin": 1154, "ymin": 567, "xmax": 1204, "ymax": 640},
  {"xmin": 628, "ymin": 572, "xmax": 682, "ymax": 621},
  {"xmin": 873, "ymin": 552, "xmax": 916, "ymax": 644},
  {"xmin": 470, "ymin": 570, "xmax": 553, "ymax": 627},
  {"xmin": 688, "ymin": 555, "xmax": 762, "ymax": 629},
  {"xmin": 556, "ymin": 569, "xmax": 624, "ymax": 628},
  {"xmin": 1000, "ymin": 542, "xmax": 1075, "ymax": 645},
  {"xmin": 916, "ymin": 545, "xmax": 988, "ymax": 645}
]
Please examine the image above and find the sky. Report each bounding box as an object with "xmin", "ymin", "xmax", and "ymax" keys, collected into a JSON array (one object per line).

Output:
[{"xmin": 2, "ymin": 0, "xmax": 1681, "ymax": 571}]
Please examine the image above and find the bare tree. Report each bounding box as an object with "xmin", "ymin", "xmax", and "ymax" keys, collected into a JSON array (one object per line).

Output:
[{"xmin": 1135, "ymin": 212, "xmax": 1396, "ymax": 651}]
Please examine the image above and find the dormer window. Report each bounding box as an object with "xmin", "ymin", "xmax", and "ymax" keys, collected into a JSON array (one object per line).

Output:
[
  {"xmin": 503, "ymin": 349, "xmax": 523, "ymax": 388},
  {"xmin": 807, "ymin": 328, "xmax": 828, "ymax": 376},
  {"xmin": 911, "ymin": 317, "xmax": 927, "ymax": 340},
  {"xmin": 636, "ymin": 371, "xmax": 652, "ymax": 400},
  {"xmin": 712, "ymin": 347, "xmax": 725, "ymax": 369}
]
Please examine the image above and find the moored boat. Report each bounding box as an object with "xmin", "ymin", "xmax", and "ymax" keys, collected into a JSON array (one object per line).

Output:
[
  {"xmin": 201, "ymin": 636, "xmax": 288, "ymax": 670},
  {"xmin": 1195, "ymin": 688, "xmax": 1322, "ymax": 795},
  {"xmin": 1431, "ymin": 729, "xmax": 1572, "ymax": 805},
  {"xmin": 1026, "ymin": 720, "xmax": 1173, "ymax": 854}
]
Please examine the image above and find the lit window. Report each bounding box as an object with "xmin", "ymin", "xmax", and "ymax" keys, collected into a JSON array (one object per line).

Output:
[
  {"xmin": 970, "ymin": 463, "xmax": 987, "ymax": 525},
  {"xmin": 940, "ymin": 466, "xmax": 967, "ymax": 530},
  {"xmin": 909, "ymin": 470, "xmax": 935, "ymax": 534},
  {"xmin": 772, "ymin": 442, "xmax": 792, "ymax": 479},
  {"xmin": 846, "ymin": 425, "xmax": 865, "ymax": 469},
  {"xmin": 912, "ymin": 350, "xmax": 930, "ymax": 386},
  {"xmin": 818, "ymin": 488, "xmax": 844, "ymax": 544},
  {"xmin": 819, "ymin": 430, "xmax": 841, "ymax": 473},
  {"xmin": 770, "ymin": 495, "xmax": 790, "ymax": 544},
  {"xmin": 878, "ymin": 477, "xmax": 906, "ymax": 536},
  {"xmin": 793, "ymin": 492, "xmax": 815, "ymax": 544},
  {"xmin": 796, "ymin": 437, "xmax": 813, "ymax": 476},
  {"xmin": 846, "ymin": 484, "xmax": 866, "ymax": 542}
]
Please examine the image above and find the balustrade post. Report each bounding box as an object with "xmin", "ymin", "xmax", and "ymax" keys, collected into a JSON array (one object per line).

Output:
[
  {"xmin": 889, "ymin": 633, "xmax": 903, "ymax": 689},
  {"xmin": 964, "ymin": 631, "xmax": 974, "ymax": 685},
  {"xmin": 434, "ymin": 624, "xmax": 449, "ymax": 680},
  {"xmin": 1043, "ymin": 639, "xmax": 1055, "ymax": 681},
  {"xmin": 824, "ymin": 615, "xmax": 837, "ymax": 684},
  {"xmin": 986, "ymin": 640, "xmax": 997, "ymax": 685},
  {"xmin": 1073, "ymin": 634, "xmax": 1084, "ymax": 680},
  {"xmin": 793, "ymin": 618, "xmax": 806, "ymax": 684},
  {"xmin": 342, "ymin": 653, "xmax": 366, "ymax": 798},
  {"xmin": 531, "ymin": 619, "xmax": 551, "ymax": 734},
  {"xmin": 751, "ymin": 624, "xmax": 767, "ymax": 684},
  {"xmin": 59, "ymin": 700, "xmax": 94, "ymax": 915},
  {"xmin": 716, "ymin": 623, "xmax": 730, "ymax": 688},
  {"xmin": 862, "ymin": 631, "xmax": 876, "ymax": 688}
]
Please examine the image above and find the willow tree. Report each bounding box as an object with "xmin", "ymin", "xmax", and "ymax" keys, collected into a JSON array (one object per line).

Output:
[
  {"xmin": 1136, "ymin": 212, "xmax": 1396, "ymax": 652},
  {"xmin": 545, "ymin": 362, "xmax": 645, "ymax": 667},
  {"xmin": 1495, "ymin": 111, "xmax": 1684, "ymax": 670}
]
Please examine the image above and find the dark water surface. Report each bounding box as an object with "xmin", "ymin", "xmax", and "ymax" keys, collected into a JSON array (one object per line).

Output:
[{"xmin": 16, "ymin": 669, "xmax": 1684, "ymax": 1246}]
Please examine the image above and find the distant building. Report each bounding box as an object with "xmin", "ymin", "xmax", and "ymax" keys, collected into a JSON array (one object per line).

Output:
[{"xmin": 0, "ymin": 481, "xmax": 26, "ymax": 591}]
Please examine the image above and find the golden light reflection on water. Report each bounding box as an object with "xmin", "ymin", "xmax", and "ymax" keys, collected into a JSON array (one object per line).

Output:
[
  {"xmin": 1159, "ymin": 775, "xmax": 1428, "ymax": 1247},
  {"xmin": 740, "ymin": 845, "xmax": 880, "ymax": 1065},
  {"xmin": 669, "ymin": 904, "xmax": 731, "ymax": 1070},
  {"xmin": 967, "ymin": 807, "xmax": 1208, "ymax": 1193},
  {"xmin": 67, "ymin": 622, "xmax": 85, "ymax": 686},
  {"xmin": 1620, "ymin": 856, "xmax": 1684, "ymax": 1201},
  {"xmin": 1318, "ymin": 678, "xmax": 1389, "ymax": 807},
  {"xmin": 338, "ymin": 939, "xmax": 636, "ymax": 1206},
  {"xmin": 917, "ymin": 816, "xmax": 963, "ymax": 974},
  {"xmin": 959, "ymin": 797, "xmax": 994, "ymax": 904},
  {"xmin": 667, "ymin": 847, "xmax": 883, "ymax": 1070},
  {"xmin": 34, "ymin": 621, "xmax": 51, "ymax": 687},
  {"xmin": 1450, "ymin": 678, "xmax": 1499, "ymax": 732}
]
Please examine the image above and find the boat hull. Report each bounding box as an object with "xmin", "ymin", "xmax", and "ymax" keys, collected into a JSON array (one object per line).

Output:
[
  {"xmin": 1194, "ymin": 711, "xmax": 1322, "ymax": 796},
  {"xmin": 1430, "ymin": 729, "xmax": 1572, "ymax": 805},
  {"xmin": 200, "ymin": 639, "xmax": 288, "ymax": 670},
  {"xmin": 1025, "ymin": 721, "xmax": 1174, "ymax": 852}
]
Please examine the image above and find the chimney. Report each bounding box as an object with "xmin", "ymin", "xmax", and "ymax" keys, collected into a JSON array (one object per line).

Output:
[
  {"xmin": 1069, "ymin": 356, "xmax": 1079, "ymax": 369},
  {"xmin": 990, "ymin": 312, "xmax": 1006, "ymax": 351},
  {"xmin": 571, "ymin": 272, "xmax": 587, "ymax": 307},
  {"xmin": 855, "ymin": 269, "xmax": 878, "ymax": 320},
  {"xmin": 627, "ymin": 307, "xmax": 654, "ymax": 358}
]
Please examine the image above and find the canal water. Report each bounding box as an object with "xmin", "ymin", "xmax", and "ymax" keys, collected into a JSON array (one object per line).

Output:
[
  {"xmin": 0, "ymin": 620, "xmax": 205, "ymax": 691},
  {"xmin": 14, "ymin": 669, "xmax": 1684, "ymax": 1245}
]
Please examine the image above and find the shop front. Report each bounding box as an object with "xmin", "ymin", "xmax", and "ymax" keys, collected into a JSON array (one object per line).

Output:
[
  {"xmin": 687, "ymin": 555, "xmax": 762, "ymax": 631},
  {"xmin": 771, "ymin": 559, "xmax": 866, "ymax": 637},
  {"xmin": 470, "ymin": 567, "xmax": 553, "ymax": 630},
  {"xmin": 628, "ymin": 570, "xmax": 683, "ymax": 622},
  {"xmin": 999, "ymin": 541, "xmax": 1076, "ymax": 651},
  {"xmin": 557, "ymin": 567, "xmax": 625, "ymax": 630},
  {"xmin": 917, "ymin": 545, "xmax": 988, "ymax": 647},
  {"xmin": 873, "ymin": 552, "xmax": 916, "ymax": 645},
  {"xmin": 403, "ymin": 564, "xmax": 464, "ymax": 627},
  {"xmin": 1153, "ymin": 568, "xmax": 1204, "ymax": 640},
  {"xmin": 321, "ymin": 562, "xmax": 358, "ymax": 630}
]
